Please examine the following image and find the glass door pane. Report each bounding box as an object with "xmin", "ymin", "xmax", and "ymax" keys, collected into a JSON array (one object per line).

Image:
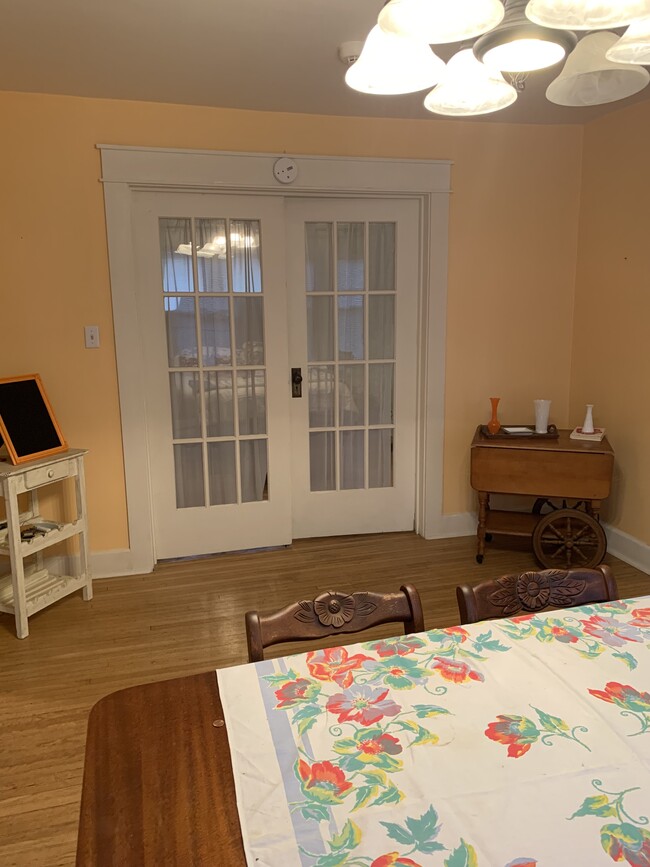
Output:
[
  {"xmin": 159, "ymin": 216, "xmax": 269, "ymax": 509},
  {"xmin": 304, "ymin": 221, "xmax": 396, "ymax": 491}
]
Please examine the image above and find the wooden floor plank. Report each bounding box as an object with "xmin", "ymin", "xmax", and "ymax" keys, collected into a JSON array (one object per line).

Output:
[{"xmin": 0, "ymin": 532, "xmax": 647, "ymax": 866}]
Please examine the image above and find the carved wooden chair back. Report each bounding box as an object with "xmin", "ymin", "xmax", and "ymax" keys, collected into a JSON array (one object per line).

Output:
[
  {"xmin": 456, "ymin": 565, "xmax": 618, "ymax": 625},
  {"xmin": 245, "ymin": 584, "xmax": 424, "ymax": 663}
]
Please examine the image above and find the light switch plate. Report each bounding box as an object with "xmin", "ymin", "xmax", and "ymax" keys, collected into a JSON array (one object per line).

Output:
[{"xmin": 84, "ymin": 325, "xmax": 100, "ymax": 348}]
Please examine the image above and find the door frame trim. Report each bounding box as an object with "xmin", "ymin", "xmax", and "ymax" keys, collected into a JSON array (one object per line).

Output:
[{"xmin": 99, "ymin": 146, "xmax": 451, "ymax": 573}]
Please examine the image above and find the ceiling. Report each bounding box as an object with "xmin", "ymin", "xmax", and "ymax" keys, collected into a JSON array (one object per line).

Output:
[{"xmin": 1, "ymin": 0, "xmax": 649, "ymax": 125}]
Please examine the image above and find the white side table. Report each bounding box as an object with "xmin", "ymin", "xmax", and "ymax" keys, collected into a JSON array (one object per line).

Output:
[{"xmin": 0, "ymin": 449, "xmax": 92, "ymax": 638}]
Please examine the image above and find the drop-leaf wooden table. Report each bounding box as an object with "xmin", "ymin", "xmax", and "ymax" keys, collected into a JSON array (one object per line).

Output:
[{"xmin": 470, "ymin": 426, "xmax": 614, "ymax": 567}]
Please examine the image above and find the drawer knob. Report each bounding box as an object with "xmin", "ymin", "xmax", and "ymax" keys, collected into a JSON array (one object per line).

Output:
[{"xmin": 47, "ymin": 469, "xmax": 54, "ymax": 478}]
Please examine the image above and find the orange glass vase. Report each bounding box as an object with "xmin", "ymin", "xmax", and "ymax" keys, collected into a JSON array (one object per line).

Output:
[{"xmin": 487, "ymin": 397, "xmax": 501, "ymax": 434}]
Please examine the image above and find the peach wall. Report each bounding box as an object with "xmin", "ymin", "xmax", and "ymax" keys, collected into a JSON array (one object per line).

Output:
[
  {"xmin": 0, "ymin": 91, "xmax": 583, "ymax": 553},
  {"xmin": 571, "ymin": 101, "xmax": 650, "ymax": 545}
]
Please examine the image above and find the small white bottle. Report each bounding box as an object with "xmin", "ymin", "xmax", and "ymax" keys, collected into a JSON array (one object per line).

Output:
[{"xmin": 582, "ymin": 404, "xmax": 595, "ymax": 434}]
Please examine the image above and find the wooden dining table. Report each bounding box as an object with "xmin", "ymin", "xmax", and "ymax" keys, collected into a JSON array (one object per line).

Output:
[
  {"xmin": 76, "ymin": 671, "xmax": 245, "ymax": 866},
  {"xmin": 78, "ymin": 595, "xmax": 650, "ymax": 866}
]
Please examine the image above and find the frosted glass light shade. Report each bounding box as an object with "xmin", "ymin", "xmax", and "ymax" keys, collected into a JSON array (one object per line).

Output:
[
  {"xmin": 481, "ymin": 35, "xmax": 568, "ymax": 70},
  {"xmin": 526, "ymin": 0, "xmax": 650, "ymax": 30},
  {"xmin": 345, "ymin": 26, "xmax": 444, "ymax": 94},
  {"xmin": 606, "ymin": 18, "xmax": 650, "ymax": 64},
  {"xmin": 474, "ymin": 0, "xmax": 576, "ymax": 71},
  {"xmin": 547, "ymin": 31, "xmax": 650, "ymax": 105},
  {"xmin": 378, "ymin": 0, "xmax": 505, "ymax": 44},
  {"xmin": 423, "ymin": 49, "xmax": 517, "ymax": 115}
]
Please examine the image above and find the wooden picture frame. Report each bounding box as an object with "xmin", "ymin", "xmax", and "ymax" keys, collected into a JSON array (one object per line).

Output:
[{"xmin": 0, "ymin": 374, "xmax": 68, "ymax": 465}]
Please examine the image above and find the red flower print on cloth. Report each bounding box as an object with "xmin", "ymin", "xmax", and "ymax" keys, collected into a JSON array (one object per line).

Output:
[
  {"xmin": 327, "ymin": 684, "xmax": 401, "ymax": 726},
  {"xmin": 371, "ymin": 854, "xmax": 422, "ymax": 867},
  {"xmin": 334, "ymin": 728, "xmax": 404, "ymax": 772},
  {"xmin": 274, "ymin": 678, "xmax": 321, "ymax": 709},
  {"xmin": 601, "ymin": 822, "xmax": 650, "ymax": 866},
  {"xmin": 306, "ymin": 646, "xmax": 372, "ymax": 688},
  {"xmin": 444, "ymin": 626, "xmax": 470, "ymax": 642},
  {"xmin": 549, "ymin": 624, "xmax": 579, "ymax": 643},
  {"xmin": 580, "ymin": 615, "xmax": 644, "ymax": 648},
  {"xmin": 629, "ymin": 607, "xmax": 650, "ymax": 628},
  {"xmin": 485, "ymin": 715, "xmax": 540, "ymax": 758},
  {"xmin": 511, "ymin": 613, "xmax": 535, "ymax": 623},
  {"xmin": 588, "ymin": 682, "xmax": 650, "ymax": 712},
  {"xmin": 430, "ymin": 656, "xmax": 484, "ymax": 684},
  {"xmin": 296, "ymin": 759, "xmax": 353, "ymax": 804},
  {"xmin": 358, "ymin": 732, "xmax": 402, "ymax": 757}
]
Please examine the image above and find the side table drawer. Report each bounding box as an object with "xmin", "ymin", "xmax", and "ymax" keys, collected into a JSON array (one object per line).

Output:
[{"xmin": 24, "ymin": 460, "xmax": 71, "ymax": 489}]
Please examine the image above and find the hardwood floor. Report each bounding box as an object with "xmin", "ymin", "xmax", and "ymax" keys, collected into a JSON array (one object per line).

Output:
[{"xmin": 1, "ymin": 532, "xmax": 648, "ymax": 867}]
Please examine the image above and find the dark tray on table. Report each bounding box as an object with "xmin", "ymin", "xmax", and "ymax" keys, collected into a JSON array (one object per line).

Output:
[{"xmin": 479, "ymin": 424, "xmax": 559, "ymax": 439}]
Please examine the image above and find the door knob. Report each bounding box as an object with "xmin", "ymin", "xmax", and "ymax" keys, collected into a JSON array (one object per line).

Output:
[{"xmin": 291, "ymin": 367, "xmax": 303, "ymax": 398}]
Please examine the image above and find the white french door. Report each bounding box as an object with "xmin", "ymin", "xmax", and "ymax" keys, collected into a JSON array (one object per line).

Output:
[
  {"xmin": 132, "ymin": 192, "xmax": 419, "ymax": 560},
  {"xmin": 287, "ymin": 198, "xmax": 419, "ymax": 538},
  {"xmin": 133, "ymin": 192, "xmax": 292, "ymax": 559}
]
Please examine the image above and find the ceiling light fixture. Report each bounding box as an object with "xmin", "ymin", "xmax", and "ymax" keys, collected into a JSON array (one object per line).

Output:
[
  {"xmin": 176, "ymin": 242, "xmax": 222, "ymax": 258},
  {"xmin": 343, "ymin": 0, "xmax": 650, "ymax": 115},
  {"xmin": 176, "ymin": 233, "xmax": 258, "ymax": 259},
  {"xmin": 474, "ymin": 0, "xmax": 577, "ymax": 71},
  {"xmin": 606, "ymin": 17, "xmax": 650, "ymax": 64},
  {"xmin": 526, "ymin": 0, "xmax": 650, "ymax": 30},
  {"xmin": 344, "ymin": 25, "xmax": 445, "ymax": 94},
  {"xmin": 378, "ymin": 0, "xmax": 505, "ymax": 44},
  {"xmin": 423, "ymin": 48, "xmax": 518, "ymax": 114},
  {"xmin": 546, "ymin": 30, "xmax": 650, "ymax": 104}
]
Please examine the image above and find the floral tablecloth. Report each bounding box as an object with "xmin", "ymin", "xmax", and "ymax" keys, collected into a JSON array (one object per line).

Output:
[{"xmin": 217, "ymin": 596, "xmax": 650, "ymax": 867}]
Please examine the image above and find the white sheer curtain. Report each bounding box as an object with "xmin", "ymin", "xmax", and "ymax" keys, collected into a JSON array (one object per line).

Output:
[
  {"xmin": 208, "ymin": 442, "xmax": 237, "ymax": 505},
  {"xmin": 306, "ymin": 220, "xmax": 396, "ymax": 492},
  {"xmin": 174, "ymin": 444, "xmax": 204, "ymax": 508},
  {"xmin": 195, "ymin": 218, "xmax": 228, "ymax": 292},
  {"xmin": 240, "ymin": 441, "xmax": 268, "ymax": 502},
  {"xmin": 232, "ymin": 220, "xmax": 267, "ymax": 501},
  {"xmin": 367, "ymin": 222, "xmax": 395, "ymax": 490},
  {"xmin": 161, "ymin": 216, "xmax": 268, "ymax": 509},
  {"xmin": 160, "ymin": 218, "xmax": 193, "ymax": 293}
]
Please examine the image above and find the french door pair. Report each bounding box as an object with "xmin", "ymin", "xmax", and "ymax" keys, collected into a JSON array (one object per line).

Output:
[{"xmin": 133, "ymin": 193, "xmax": 419, "ymax": 559}]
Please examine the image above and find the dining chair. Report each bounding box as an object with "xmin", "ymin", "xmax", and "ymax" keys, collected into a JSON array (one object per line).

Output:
[
  {"xmin": 245, "ymin": 584, "xmax": 424, "ymax": 662},
  {"xmin": 456, "ymin": 564, "xmax": 618, "ymax": 625}
]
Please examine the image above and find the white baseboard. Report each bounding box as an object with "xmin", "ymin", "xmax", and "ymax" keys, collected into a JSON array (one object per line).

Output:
[
  {"xmin": 424, "ymin": 512, "xmax": 650, "ymax": 577},
  {"xmin": 45, "ymin": 549, "xmax": 146, "ymax": 579},
  {"xmin": 91, "ymin": 548, "xmax": 146, "ymax": 578},
  {"xmin": 424, "ymin": 511, "xmax": 476, "ymax": 539},
  {"xmin": 603, "ymin": 523, "xmax": 650, "ymax": 576},
  {"xmin": 44, "ymin": 524, "xmax": 650, "ymax": 580}
]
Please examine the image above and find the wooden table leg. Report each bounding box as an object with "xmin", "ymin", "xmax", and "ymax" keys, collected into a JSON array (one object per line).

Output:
[
  {"xmin": 476, "ymin": 491, "xmax": 489, "ymax": 564},
  {"xmin": 586, "ymin": 499, "xmax": 601, "ymax": 521}
]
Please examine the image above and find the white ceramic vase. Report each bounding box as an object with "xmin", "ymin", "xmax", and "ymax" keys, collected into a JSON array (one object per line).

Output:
[{"xmin": 582, "ymin": 404, "xmax": 595, "ymax": 434}]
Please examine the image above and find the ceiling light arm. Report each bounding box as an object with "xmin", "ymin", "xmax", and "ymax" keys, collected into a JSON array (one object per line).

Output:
[{"xmin": 503, "ymin": 70, "xmax": 528, "ymax": 91}]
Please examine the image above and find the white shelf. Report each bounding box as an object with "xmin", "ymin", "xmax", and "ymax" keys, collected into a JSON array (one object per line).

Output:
[
  {"xmin": 0, "ymin": 518, "xmax": 86, "ymax": 558},
  {"xmin": 0, "ymin": 450, "xmax": 91, "ymax": 638},
  {"xmin": 0, "ymin": 566, "xmax": 87, "ymax": 617}
]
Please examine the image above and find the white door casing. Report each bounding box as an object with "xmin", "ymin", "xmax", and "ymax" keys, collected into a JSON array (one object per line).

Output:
[{"xmin": 99, "ymin": 147, "xmax": 451, "ymax": 575}]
